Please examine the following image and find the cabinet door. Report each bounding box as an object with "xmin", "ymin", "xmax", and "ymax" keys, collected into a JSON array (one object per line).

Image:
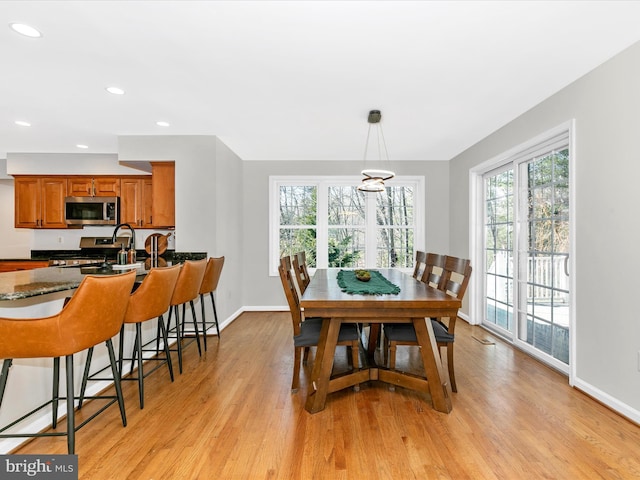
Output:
[
  {"xmin": 14, "ymin": 176, "xmax": 66, "ymax": 228},
  {"xmin": 14, "ymin": 177, "xmax": 41, "ymax": 228},
  {"xmin": 67, "ymin": 177, "xmax": 94, "ymax": 196},
  {"xmin": 120, "ymin": 176, "xmax": 152, "ymax": 228},
  {"xmin": 40, "ymin": 178, "xmax": 67, "ymax": 228},
  {"xmin": 94, "ymin": 177, "xmax": 121, "ymax": 196},
  {"xmin": 151, "ymin": 162, "xmax": 175, "ymax": 227},
  {"xmin": 68, "ymin": 177, "xmax": 121, "ymax": 196},
  {"xmin": 120, "ymin": 177, "xmax": 143, "ymax": 226}
]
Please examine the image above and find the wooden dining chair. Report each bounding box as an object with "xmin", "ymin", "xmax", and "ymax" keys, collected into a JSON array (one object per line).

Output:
[
  {"xmin": 278, "ymin": 256, "xmax": 360, "ymax": 393},
  {"xmin": 384, "ymin": 255, "xmax": 472, "ymax": 392},
  {"xmin": 412, "ymin": 250, "xmax": 427, "ymax": 280},
  {"xmin": 292, "ymin": 251, "xmax": 311, "ymax": 295}
]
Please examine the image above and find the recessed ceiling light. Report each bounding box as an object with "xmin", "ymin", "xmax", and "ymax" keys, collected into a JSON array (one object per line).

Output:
[
  {"xmin": 9, "ymin": 23, "xmax": 42, "ymax": 38},
  {"xmin": 15, "ymin": 120, "xmax": 31, "ymax": 127},
  {"xmin": 156, "ymin": 121, "xmax": 170, "ymax": 127},
  {"xmin": 76, "ymin": 144, "xmax": 89, "ymax": 149},
  {"xmin": 105, "ymin": 86, "xmax": 125, "ymax": 95}
]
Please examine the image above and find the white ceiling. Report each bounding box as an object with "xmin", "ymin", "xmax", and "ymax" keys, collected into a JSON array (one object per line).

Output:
[{"xmin": 3, "ymin": 0, "xmax": 640, "ymax": 162}]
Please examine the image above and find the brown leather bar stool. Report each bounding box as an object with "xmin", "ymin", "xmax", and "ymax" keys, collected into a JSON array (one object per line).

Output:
[
  {"xmin": 198, "ymin": 256, "xmax": 225, "ymax": 349},
  {"xmin": 120, "ymin": 264, "xmax": 181, "ymax": 408},
  {"xmin": 0, "ymin": 271, "xmax": 136, "ymax": 454},
  {"xmin": 166, "ymin": 259, "xmax": 207, "ymax": 373},
  {"xmin": 80, "ymin": 265, "xmax": 181, "ymax": 410}
]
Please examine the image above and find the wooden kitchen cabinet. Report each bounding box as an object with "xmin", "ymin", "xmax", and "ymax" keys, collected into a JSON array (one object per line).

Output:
[
  {"xmin": 14, "ymin": 176, "xmax": 67, "ymax": 228},
  {"xmin": 151, "ymin": 161, "xmax": 175, "ymax": 228},
  {"xmin": 120, "ymin": 176, "xmax": 153, "ymax": 228},
  {"xmin": 67, "ymin": 176, "xmax": 121, "ymax": 197}
]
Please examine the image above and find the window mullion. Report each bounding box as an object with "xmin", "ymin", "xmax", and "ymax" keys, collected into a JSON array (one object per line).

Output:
[
  {"xmin": 316, "ymin": 181, "xmax": 329, "ymax": 268},
  {"xmin": 365, "ymin": 193, "xmax": 377, "ymax": 268}
]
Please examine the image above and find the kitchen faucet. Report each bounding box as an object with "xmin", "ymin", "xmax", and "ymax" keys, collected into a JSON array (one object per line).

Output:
[{"xmin": 111, "ymin": 223, "xmax": 136, "ymax": 252}]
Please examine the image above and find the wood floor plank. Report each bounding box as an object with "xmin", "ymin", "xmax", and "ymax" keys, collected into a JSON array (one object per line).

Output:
[{"xmin": 10, "ymin": 311, "xmax": 640, "ymax": 479}]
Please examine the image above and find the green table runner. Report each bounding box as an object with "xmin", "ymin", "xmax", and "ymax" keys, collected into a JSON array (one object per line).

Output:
[{"xmin": 337, "ymin": 270, "xmax": 401, "ymax": 295}]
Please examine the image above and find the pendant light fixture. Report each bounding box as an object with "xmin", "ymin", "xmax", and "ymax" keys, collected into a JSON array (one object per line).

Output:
[{"xmin": 357, "ymin": 109, "xmax": 395, "ymax": 193}]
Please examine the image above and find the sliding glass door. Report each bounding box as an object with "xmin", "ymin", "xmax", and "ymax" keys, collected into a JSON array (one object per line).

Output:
[{"xmin": 481, "ymin": 129, "xmax": 571, "ymax": 372}]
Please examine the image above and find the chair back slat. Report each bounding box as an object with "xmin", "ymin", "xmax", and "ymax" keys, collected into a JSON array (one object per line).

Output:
[
  {"xmin": 412, "ymin": 250, "xmax": 427, "ymax": 279},
  {"xmin": 439, "ymin": 256, "xmax": 472, "ymax": 301},
  {"xmin": 421, "ymin": 253, "xmax": 447, "ymax": 287},
  {"xmin": 292, "ymin": 251, "xmax": 311, "ymax": 294}
]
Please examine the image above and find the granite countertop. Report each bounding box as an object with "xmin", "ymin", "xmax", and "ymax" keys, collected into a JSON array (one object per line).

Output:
[
  {"xmin": 29, "ymin": 250, "xmax": 207, "ymax": 262},
  {"xmin": 0, "ymin": 252, "xmax": 207, "ymax": 301},
  {"xmin": 0, "ymin": 266, "xmax": 145, "ymax": 301}
]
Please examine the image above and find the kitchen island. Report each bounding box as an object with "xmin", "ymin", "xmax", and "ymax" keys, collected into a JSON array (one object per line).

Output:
[{"xmin": 0, "ymin": 264, "xmax": 144, "ymax": 301}]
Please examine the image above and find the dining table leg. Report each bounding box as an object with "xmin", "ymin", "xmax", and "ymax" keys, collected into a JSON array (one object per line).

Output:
[
  {"xmin": 305, "ymin": 317, "xmax": 341, "ymax": 413},
  {"xmin": 367, "ymin": 323, "xmax": 380, "ymax": 358},
  {"xmin": 412, "ymin": 316, "xmax": 453, "ymax": 413}
]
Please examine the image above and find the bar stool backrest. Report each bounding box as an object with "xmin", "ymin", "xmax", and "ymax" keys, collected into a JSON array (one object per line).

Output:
[
  {"xmin": 199, "ymin": 257, "xmax": 225, "ymax": 295},
  {"xmin": 0, "ymin": 271, "xmax": 136, "ymax": 359},
  {"xmin": 124, "ymin": 264, "xmax": 182, "ymax": 324},
  {"xmin": 170, "ymin": 259, "xmax": 207, "ymax": 306}
]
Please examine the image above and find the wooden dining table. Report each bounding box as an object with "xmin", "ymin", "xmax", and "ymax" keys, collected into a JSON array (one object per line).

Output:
[{"xmin": 300, "ymin": 268, "xmax": 462, "ymax": 414}]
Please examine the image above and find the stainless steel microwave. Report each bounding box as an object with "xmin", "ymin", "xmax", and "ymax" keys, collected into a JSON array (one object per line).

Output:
[{"xmin": 64, "ymin": 196, "xmax": 120, "ymax": 225}]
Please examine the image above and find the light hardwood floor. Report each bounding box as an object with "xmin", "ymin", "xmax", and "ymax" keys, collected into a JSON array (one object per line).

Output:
[{"xmin": 12, "ymin": 311, "xmax": 640, "ymax": 479}]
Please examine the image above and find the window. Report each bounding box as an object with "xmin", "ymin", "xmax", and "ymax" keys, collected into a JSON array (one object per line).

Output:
[{"xmin": 270, "ymin": 176, "xmax": 424, "ymax": 274}]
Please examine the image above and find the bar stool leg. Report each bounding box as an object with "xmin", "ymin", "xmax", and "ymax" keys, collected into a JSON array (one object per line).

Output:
[
  {"xmin": 0, "ymin": 359, "xmax": 12, "ymax": 409},
  {"xmin": 118, "ymin": 325, "xmax": 125, "ymax": 377},
  {"xmin": 106, "ymin": 339, "xmax": 126, "ymax": 426},
  {"xmin": 135, "ymin": 323, "xmax": 144, "ymax": 409},
  {"xmin": 200, "ymin": 292, "xmax": 221, "ymax": 352},
  {"xmin": 130, "ymin": 328, "xmax": 140, "ymax": 375},
  {"xmin": 174, "ymin": 305, "xmax": 184, "ymax": 374},
  {"xmin": 200, "ymin": 294, "xmax": 208, "ymax": 352},
  {"xmin": 210, "ymin": 292, "xmax": 220, "ymax": 337},
  {"xmin": 158, "ymin": 314, "xmax": 174, "ymax": 381},
  {"xmin": 78, "ymin": 347, "xmax": 94, "ymax": 408},
  {"xmin": 189, "ymin": 300, "xmax": 202, "ymax": 356},
  {"xmin": 52, "ymin": 357, "xmax": 60, "ymax": 427},
  {"xmin": 65, "ymin": 355, "xmax": 75, "ymax": 454}
]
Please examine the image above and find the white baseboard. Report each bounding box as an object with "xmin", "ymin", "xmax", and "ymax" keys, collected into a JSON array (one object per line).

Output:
[{"xmin": 572, "ymin": 377, "xmax": 640, "ymax": 425}]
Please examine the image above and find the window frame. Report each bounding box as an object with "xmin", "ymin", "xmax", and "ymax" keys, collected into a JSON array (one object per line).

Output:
[{"xmin": 269, "ymin": 175, "xmax": 425, "ymax": 276}]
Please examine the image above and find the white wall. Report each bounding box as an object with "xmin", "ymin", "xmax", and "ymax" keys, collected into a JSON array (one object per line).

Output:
[
  {"xmin": 0, "ymin": 180, "xmax": 32, "ymax": 257},
  {"xmin": 117, "ymin": 135, "xmax": 243, "ymax": 324},
  {"xmin": 6, "ymin": 153, "xmax": 141, "ymax": 175},
  {"xmin": 449, "ymin": 40, "xmax": 640, "ymax": 420}
]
